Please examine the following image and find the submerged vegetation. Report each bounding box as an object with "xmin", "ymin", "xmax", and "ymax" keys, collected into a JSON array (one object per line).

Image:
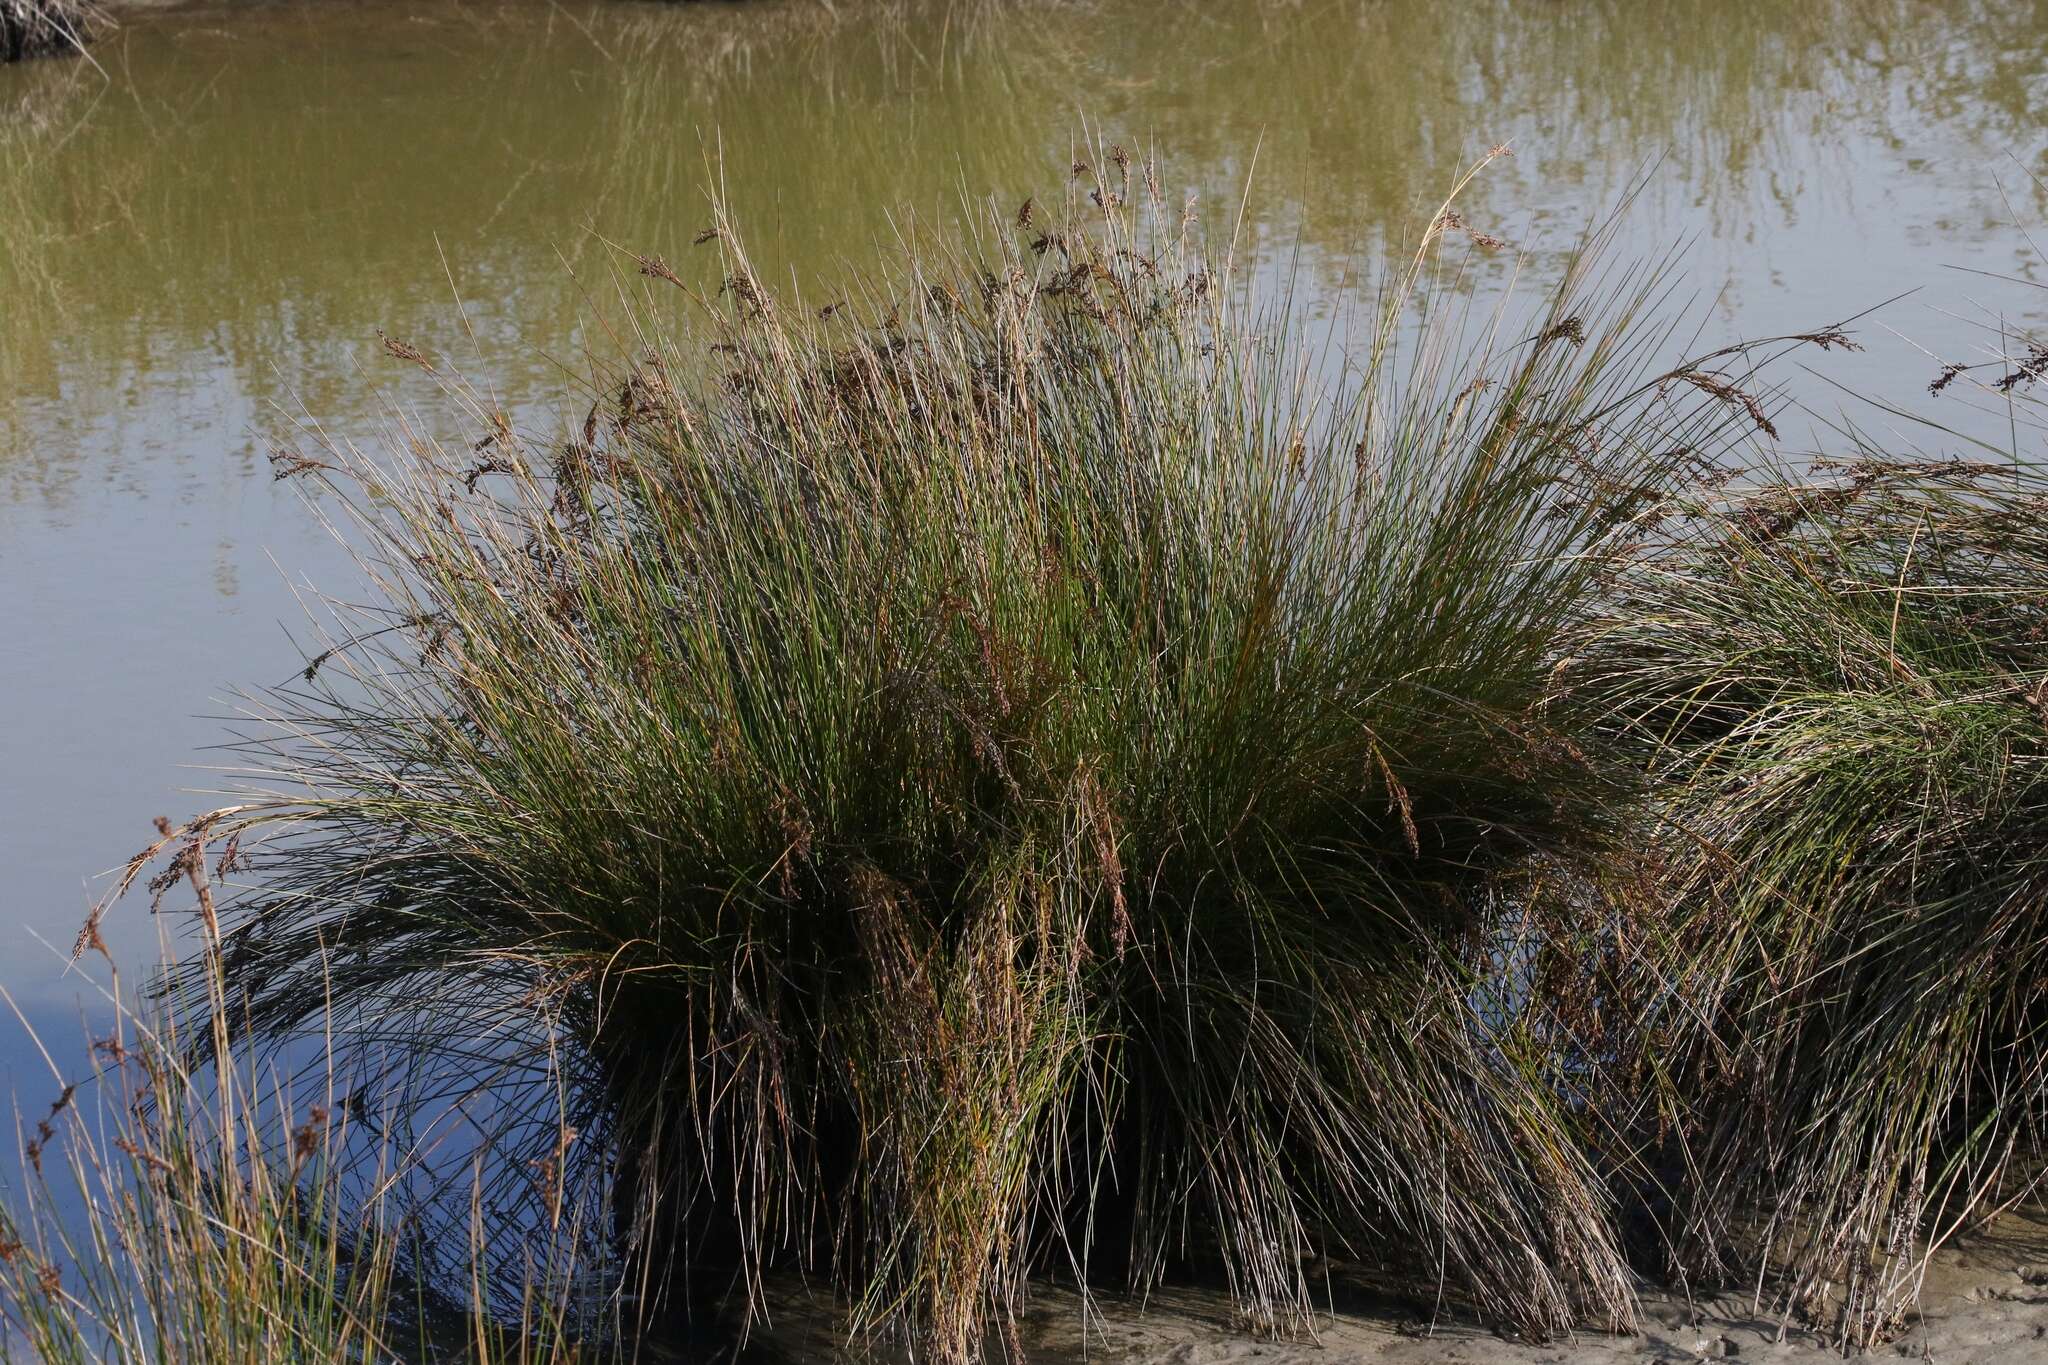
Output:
[{"xmin": 11, "ymin": 146, "xmax": 2048, "ymax": 1361}]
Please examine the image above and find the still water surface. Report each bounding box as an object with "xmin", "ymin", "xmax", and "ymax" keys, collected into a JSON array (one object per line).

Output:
[{"xmin": 1, "ymin": 0, "xmax": 2045, "ymax": 1086}]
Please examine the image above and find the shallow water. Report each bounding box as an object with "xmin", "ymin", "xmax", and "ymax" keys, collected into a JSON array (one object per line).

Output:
[{"xmin": 0, "ymin": 0, "xmax": 2044, "ymax": 1179}]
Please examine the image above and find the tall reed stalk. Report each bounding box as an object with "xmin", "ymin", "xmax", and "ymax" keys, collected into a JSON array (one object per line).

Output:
[{"xmin": 0, "ymin": 819, "xmax": 606, "ymax": 1362}]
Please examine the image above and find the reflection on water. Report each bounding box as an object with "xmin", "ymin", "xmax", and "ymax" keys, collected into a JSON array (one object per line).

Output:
[
  {"xmin": 7, "ymin": 0, "xmax": 2048, "ymax": 493},
  {"xmin": 0, "ymin": 0, "xmax": 2045, "ymax": 1037}
]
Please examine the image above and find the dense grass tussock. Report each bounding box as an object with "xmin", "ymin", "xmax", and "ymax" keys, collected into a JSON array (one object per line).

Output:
[
  {"xmin": 158, "ymin": 157, "xmax": 1782, "ymax": 1358},
  {"xmin": 0, "ymin": 0, "xmax": 101, "ymax": 62},
  {"xmin": 1579, "ymin": 451, "xmax": 2048, "ymax": 1343}
]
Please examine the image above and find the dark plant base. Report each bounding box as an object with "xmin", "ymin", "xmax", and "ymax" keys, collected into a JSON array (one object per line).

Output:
[{"xmin": 1, "ymin": 0, "xmax": 97, "ymax": 62}]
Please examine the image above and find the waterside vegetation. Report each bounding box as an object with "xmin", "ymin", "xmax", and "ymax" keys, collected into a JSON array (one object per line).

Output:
[{"xmin": 9, "ymin": 155, "xmax": 2047, "ymax": 1362}]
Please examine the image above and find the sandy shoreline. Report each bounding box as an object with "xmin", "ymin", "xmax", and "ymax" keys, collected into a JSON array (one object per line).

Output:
[
  {"xmin": 1021, "ymin": 1255, "xmax": 2048, "ymax": 1363},
  {"xmin": 738, "ymin": 1205, "xmax": 2048, "ymax": 1363},
  {"xmin": 1032, "ymin": 1214, "xmax": 2048, "ymax": 1364}
]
